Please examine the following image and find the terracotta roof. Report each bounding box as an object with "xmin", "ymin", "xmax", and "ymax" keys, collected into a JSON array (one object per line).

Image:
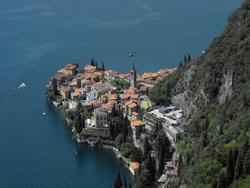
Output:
[
  {"xmin": 107, "ymin": 94, "xmax": 118, "ymax": 100},
  {"xmin": 71, "ymin": 89, "xmax": 83, "ymax": 97},
  {"xmin": 166, "ymin": 170, "xmax": 177, "ymax": 176},
  {"xmin": 60, "ymin": 87, "xmax": 68, "ymax": 93},
  {"xmin": 119, "ymin": 73, "xmax": 130, "ymax": 79},
  {"xmin": 128, "ymin": 103, "xmax": 137, "ymax": 109},
  {"xmin": 131, "ymin": 120, "xmax": 146, "ymax": 127},
  {"xmin": 65, "ymin": 64, "xmax": 77, "ymax": 70},
  {"xmin": 140, "ymin": 86, "xmax": 148, "ymax": 92},
  {"xmin": 124, "ymin": 101, "xmax": 133, "ymax": 106},
  {"xmin": 58, "ymin": 68, "xmax": 66, "ymax": 74},
  {"xmin": 100, "ymin": 103, "xmax": 113, "ymax": 112},
  {"xmin": 121, "ymin": 95, "xmax": 129, "ymax": 99},
  {"xmin": 130, "ymin": 162, "xmax": 140, "ymax": 170},
  {"xmin": 85, "ymin": 102, "xmax": 92, "ymax": 106},
  {"xmin": 130, "ymin": 94, "xmax": 139, "ymax": 99},
  {"xmin": 126, "ymin": 87, "xmax": 137, "ymax": 95},
  {"xmin": 94, "ymin": 72, "xmax": 104, "ymax": 76},
  {"xmin": 69, "ymin": 80, "xmax": 77, "ymax": 86},
  {"xmin": 132, "ymin": 112, "xmax": 139, "ymax": 116}
]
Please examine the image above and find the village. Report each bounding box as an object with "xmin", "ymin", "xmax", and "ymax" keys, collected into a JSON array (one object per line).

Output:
[{"xmin": 46, "ymin": 61, "xmax": 183, "ymax": 186}]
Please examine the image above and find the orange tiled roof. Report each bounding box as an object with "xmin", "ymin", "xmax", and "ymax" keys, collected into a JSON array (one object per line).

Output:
[
  {"xmin": 94, "ymin": 72, "xmax": 104, "ymax": 76},
  {"xmin": 124, "ymin": 101, "xmax": 133, "ymax": 106},
  {"xmin": 131, "ymin": 120, "xmax": 146, "ymax": 127},
  {"xmin": 130, "ymin": 162, "xmax": 140, "ymax": 170},
  {"xmin": 58, "ymin": 68, "xmax": 66, "ymax": 74},
  {"xmin": 65, "ymin": 64, "xmax": 77, "ymax": 70},
  {"xmin": 130, "ymin": 94, "xmax": 139, "ymax": 99},
  {"xmin": 140, "ymin": 86, "xmax": 148, "ymax": 91},
  {"xmin": 132, "ymin": 112, "xmax": 139, "ymax": 116},
  {"xmin": 126, "ymin": 87, "xmax": 137, "ymax": 95},
  {"xmin": 60, "ymin": 87, "xmax": 68, "ymax": 93},
  {"xmin": 71, "ymin": 89, "xmax": 83, "ymax": 96},
  {"xmin": 128, "ymin": 103, "xmax": 137, "ymax": 109},
  {"xmin": 85, "ymin": 102, "xmax": 92, "ymax": 106},
  {"xmin": 107, "ymin": 94, "xmax": 118, "ymax": 100},
  {"xmin": 121, "ymin": 95, "xmax": 129, "ymax": 99}
]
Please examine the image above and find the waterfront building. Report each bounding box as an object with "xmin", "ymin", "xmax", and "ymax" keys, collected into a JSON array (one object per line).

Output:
[
  {"xmin": 94, "ymin": 108, "xmax": 108, "ymax": 128},
  {"xmin": 129, "ymin": 162, "xmax": 140, "ymax": 176},
  {"xmin": 65, "ymin": 64, "xmax": 77, "ymax": 76},
  {"xmin": 131, "ymin": 120, "xmax": 146, "ymax": 139}
]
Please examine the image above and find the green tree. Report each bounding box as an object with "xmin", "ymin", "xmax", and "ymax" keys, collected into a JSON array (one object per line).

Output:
[
  {"xmin": 77, "ymin": 79, "xmax": 81, "ymax": 88},
  {"xmin": 123, "ymin": 175, "xmax": 127, "ymax": 188},
  {"xmin": 75, "ymin": 112, "xmax": 82, "ymax": 134},
  {"xmin": 217, "ymin": 171, "xmax": 226, "ymax": 188},
  {"xmin": 116, "ymin": 133, "xmax": 124, "ymax": 149},
  {"xmin": 116, "ymin": 172, "xmax": 123, "ymax": 188},
  {"xmin": 52, "ymin": 77, "xmax": 58, "ymax": 96},
  {"xmin": 184, "ymin": 55, "xmax": 187, "ymax": 63},
  {"xmin": 128, "ymin": 183, "xmax": 132, "ymax": 188},
  {"xmin": 90, "ymin": 58, "xmax": 94, "ymax": 66},
  {"xmin": 102, "ymin": 60, "xmax": 105, "ymax": 71},
  {"xmin": 188, "ymin": 53, "xmax": 191, "ymax": 61},
  {"xmin": 235, "ymin": 152, "xmax": 243, "ymax": 180},
  {"xmin": 144, "ymin": 136, "xmax": 150, "ymax": 159},
  {"xmin": 243, "ymin": 147, "xmax": 250, "ymax": 176},
  {"xmin": 95, "ymin": 60, "xmax": 98, "ymax": 68},
  {"xmin": 226, "ymin": 149, "xmax": 234, "ymax": 187}
]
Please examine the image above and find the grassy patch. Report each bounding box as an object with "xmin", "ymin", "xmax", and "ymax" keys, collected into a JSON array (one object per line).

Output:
[{"xmin": 140, "ymin": 100, "xmax": 149, "ymax": 109}]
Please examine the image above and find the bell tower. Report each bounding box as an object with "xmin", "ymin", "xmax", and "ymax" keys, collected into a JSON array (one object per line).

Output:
[{"xmin": 130, "ymin": 63, "xmax": 136, "ymax": 88}]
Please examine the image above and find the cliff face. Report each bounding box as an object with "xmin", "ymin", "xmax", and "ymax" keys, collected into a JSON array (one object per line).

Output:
[
  {"xmin": 149, "ymin": 0, "xmax": 250, "ymax": 124},
  {"xmin": 149, "ymin": 0, "xmax": 250, "ymax": 187}
]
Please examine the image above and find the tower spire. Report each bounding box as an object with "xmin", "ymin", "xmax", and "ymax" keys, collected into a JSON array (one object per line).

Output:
[{"xmin": 132, "ymin": 63, "xmax": 134, "ymax": 71}]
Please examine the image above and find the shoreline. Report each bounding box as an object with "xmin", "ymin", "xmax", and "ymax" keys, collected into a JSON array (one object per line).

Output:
[{"xmin": 54, "ymin": 102, "xmax": 134, "ymax": 176}]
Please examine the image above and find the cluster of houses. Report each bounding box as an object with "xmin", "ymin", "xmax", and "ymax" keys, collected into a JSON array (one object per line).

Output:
[{"xmin": 48, "ymin": 62, "xmax": 176, "ymax": 177}]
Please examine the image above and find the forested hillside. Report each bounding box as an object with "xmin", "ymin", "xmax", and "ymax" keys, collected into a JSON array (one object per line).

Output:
[{"xmin": 149, "ymin": 0, "xmax": 250, "ymax": 187}]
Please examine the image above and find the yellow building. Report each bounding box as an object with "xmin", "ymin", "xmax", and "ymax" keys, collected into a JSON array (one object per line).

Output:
[{"xmin": 65, "ymin": 64, "xmax": 77, "ymax": 76}]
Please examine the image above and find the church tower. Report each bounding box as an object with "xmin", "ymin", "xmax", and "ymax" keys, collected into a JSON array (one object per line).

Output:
[{"xmin": 130, "ymin": 63, "xmax": 137, "ymax": 88}]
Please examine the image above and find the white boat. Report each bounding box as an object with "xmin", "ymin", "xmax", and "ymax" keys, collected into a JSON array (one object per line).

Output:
[
  {"xmin": 129, "ymin": 54, "xmax": 133, "ymax": 57},
  {"xmin": 19, "ymin": 83, "xmax": 26, "ymax": 88},
  {"xmin": 43, "ymin": 112, "xmax": 46, "ymax": 116}
]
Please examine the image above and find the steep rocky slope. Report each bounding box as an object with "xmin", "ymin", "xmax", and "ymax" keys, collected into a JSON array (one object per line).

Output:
[{"xmin": 149, "ymin": 1, "xmax": 250, "ymax": 187}]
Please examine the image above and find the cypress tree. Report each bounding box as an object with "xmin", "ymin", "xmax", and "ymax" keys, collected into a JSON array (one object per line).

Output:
[
  {"xmin": 95, "ymin": 61, "xmax": 98, "ymax": 68},
  {"xmin": 109, "ymin": 121, "xmax": 115, "ymax": 139},
  {"xmin": 52, "ymin": 77, "xmax": 58, "ymax": 96},
  {"xmin": 226, "ymin": 149, "xmax": 234, "ymax": 187},
  {"xmin": 234, "ymin": 152, "xmax": 243, "ymax": 180},
  {"xmin": 102, "ymin": 60, "xmax": 105, "ymax": 71},
  {"xmin": 178, "ymin": 153, "xmax": 183, "ymax": 176},
  {"xmin": 233, "ymin": 147, "xmax": 238, "ymax": 167},
  {"xmin": 111, "ymin": 103, "xmax": 116, "ymax": 117},
  {"xmin": 116, "ymin": 172, "xmax": 122, "ymax": 188},
  {"xmin": 211, "ymin": 179, "xmax": 217, "ymax": 188},
  {"xmin": 188, "ymin": 53, "xmax": 191, "ymax": 61},
  {"xmin": 217, "ymin": 171, "xmax": 226, "ymax": 188},
  {"xmin": 82, "ymin": 115, "xmax": 85, "ymax": 129},
  {"xmin": 184, "ymin": 55, "xmax": 187, "ymax": 63},
  {"xmin": 77, "ymin": 79, "xmax": 81, "ymax": 88},
  {"xmin": 90, "ymin": 58, "xmax": 94, "ymax": 66},
  {"xmin": 143, "ymin": 136, "xmax": 150, "ymax": 159},
  {"xmin": 75, "ymin": 112, "xmax": 82, "ymax": 134},
  {"xmin": 123, "ymin": 175, "xmax": 127, "ymax": 188},
  {"xmin": 128, "ymin": 183, "xmax": 132, "ymax": 188},
  {"xmin": 243, "ymin": 147, "xmax": 250, "ymax": 176}
]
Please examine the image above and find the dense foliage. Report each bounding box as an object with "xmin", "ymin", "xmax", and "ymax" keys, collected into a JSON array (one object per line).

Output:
[{"xmin": 149, "ymin": 1, "xmax": 250, "ymax": 187}]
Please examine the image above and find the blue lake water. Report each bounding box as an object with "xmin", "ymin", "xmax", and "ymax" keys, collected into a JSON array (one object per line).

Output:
[{"xmin": 0, "ymin": 0, "xmax": 244, "ymax": 187}]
